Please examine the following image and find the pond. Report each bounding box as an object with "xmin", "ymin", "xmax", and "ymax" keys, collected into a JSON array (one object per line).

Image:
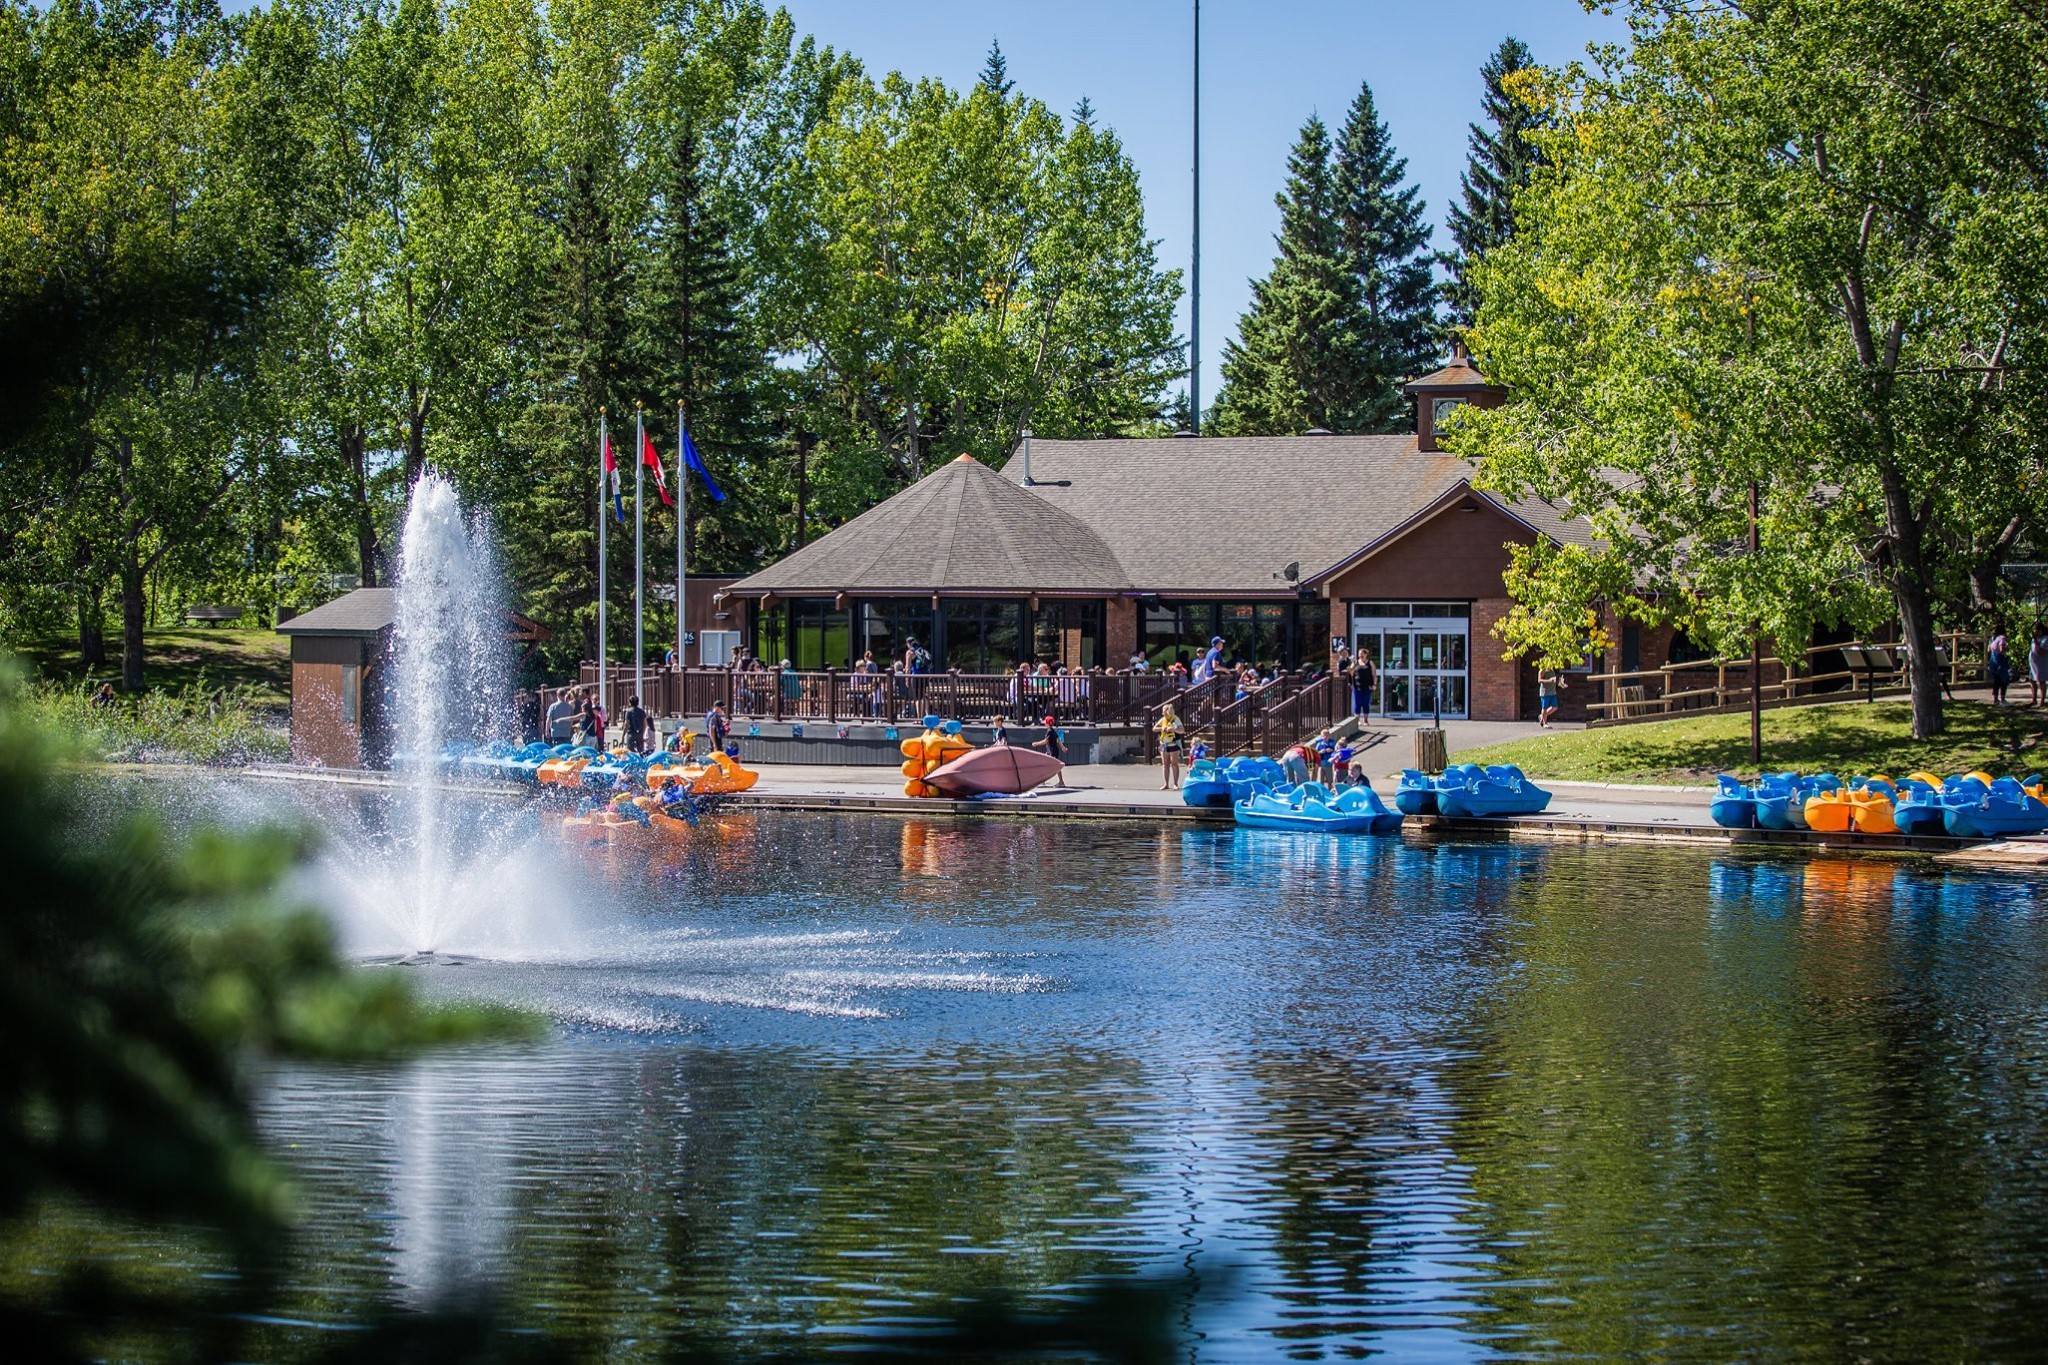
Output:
[{"xmin": 74, "ymin": 792, "xmax": 2048, "ymax": 1358}]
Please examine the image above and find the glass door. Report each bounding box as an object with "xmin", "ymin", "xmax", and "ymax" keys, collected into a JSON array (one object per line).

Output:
[{"xmin": 1351, "ymin": 603, "xmax": 1471, "ymax": 719}]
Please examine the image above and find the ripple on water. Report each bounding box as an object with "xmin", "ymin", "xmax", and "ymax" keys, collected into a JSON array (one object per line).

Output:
[{"xmin": 67, "ymin": 791, "xmax": 2048, "ymax": 1361}]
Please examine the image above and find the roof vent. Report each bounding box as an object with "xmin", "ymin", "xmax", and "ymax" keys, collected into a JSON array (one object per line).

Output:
[
  {"xmin": 1304, "ymin": 427, "xmax": 1334, "ymax": 436},
  {"xmin": 1170, "ymin": 428, "xmax": 1198, "ymax": 438}
]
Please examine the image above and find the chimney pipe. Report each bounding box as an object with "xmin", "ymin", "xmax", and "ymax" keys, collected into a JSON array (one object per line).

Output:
[{"xmin": 1020, "ymin": 428, "xmax": 1033, "ymax": 486}]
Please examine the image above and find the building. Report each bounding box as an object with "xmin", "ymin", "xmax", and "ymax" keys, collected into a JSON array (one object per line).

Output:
[
  {"xmin": 278, "ymin": 588, "xmax": 549, "ymax": 768},
  {"xmin": 276, "ymin": 588, "xmax": 399, "ymax": 768},
  {"xmin": 722, "ymin": 350, "xmax": 1604, "ymax": 722}
]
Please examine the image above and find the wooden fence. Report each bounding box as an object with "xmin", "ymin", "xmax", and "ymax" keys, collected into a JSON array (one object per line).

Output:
[{"xmin": 1585, "ymin": 632, "xmax": 1984, "ymax": 725}]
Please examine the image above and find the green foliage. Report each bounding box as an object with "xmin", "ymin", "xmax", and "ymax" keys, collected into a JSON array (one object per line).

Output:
[
  {"xmin": 19, "ymin": 679, "xmax": 289, "ymax": 765},
  {"xmin": 1457, "ymin": 0, "xmax": 2048, "ymax": 738},
  {"xmin": 1212, "ymin": 81, "xmax": 1438, "ymax": 435},
  {"xmin": 1330, "ymin": 79, "xmax": 1438, "ymax": 427},
  {"xmin": 0, "ymin": 661, "xmax": 532, "ymax": 1353},
  {"xmin": 1211, "ymin": 116, "xmax": 1371, "ymax": 435},
  {"xmin": 0, "ymin": 1, "xmax": 1183, "ymax": 683},
  {"xmin": 1443, "ymin": 36, "xmax": 1545, "ymax": 329}
]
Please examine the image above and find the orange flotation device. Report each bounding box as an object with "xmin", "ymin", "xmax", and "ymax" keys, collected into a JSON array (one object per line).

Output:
[
  {"xmin": 645, "ymin": 751, "xmax": 758, "ymax": 794},
  {"xmin": 900, "ymin": 722, "xmax": 974, "ymax": 797}
]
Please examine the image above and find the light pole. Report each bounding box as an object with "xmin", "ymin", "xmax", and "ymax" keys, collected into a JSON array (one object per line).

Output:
[{"xmin": 1190, "ymin": 0, "xmax": 1201, "ymax": 433}]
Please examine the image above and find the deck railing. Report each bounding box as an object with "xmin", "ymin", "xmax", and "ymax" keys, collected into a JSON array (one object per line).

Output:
[{"xmin": 544, "ymin": 665, "xmax": 1203, "ymax": 733}]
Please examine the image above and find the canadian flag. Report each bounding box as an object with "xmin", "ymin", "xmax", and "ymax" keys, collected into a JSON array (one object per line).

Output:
[{"xmin": 641, "ymin": 429, "xmax": 672, "ymax": 508}]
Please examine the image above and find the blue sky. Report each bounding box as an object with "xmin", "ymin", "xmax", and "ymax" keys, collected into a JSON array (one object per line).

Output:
[{"xmin": 777, "ymin": 0, "xmax": 1626, "ymax": 410}]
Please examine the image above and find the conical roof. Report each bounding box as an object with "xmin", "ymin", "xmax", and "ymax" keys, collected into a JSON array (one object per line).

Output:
[{"xmin": 730, "ymin": 454, "xmax": 1129, "ymax": 596}]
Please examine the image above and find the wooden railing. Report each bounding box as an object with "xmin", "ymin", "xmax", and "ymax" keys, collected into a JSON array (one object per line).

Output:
[
  {"xmin": 545, "ymin": 665, "xmax": 1200, "ymax": 732},
  {"xmin": 1174, "ymin": 670, "xmax": 1344, "ymax": 759},
  {"xmin": 1584, "ymin": 632, "xmax": 1984, "ymax": 725}
]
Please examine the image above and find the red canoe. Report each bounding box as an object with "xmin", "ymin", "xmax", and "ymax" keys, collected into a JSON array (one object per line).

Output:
[{"xmin": 922, "ymin": 745, "xmax": 1065, "ymax": 797}]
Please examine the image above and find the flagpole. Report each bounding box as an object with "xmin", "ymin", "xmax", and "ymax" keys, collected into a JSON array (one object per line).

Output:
[
  {"xmin": 597, "ymin": 409, "xmax": 608, "ymax": 716},
  {"xmin": 634, "ymin": 403, "xmax": 645, "ymax": 710},
  {"xmin": 688, "ymin": 401, "xmax": 696, "ymax": 679}
]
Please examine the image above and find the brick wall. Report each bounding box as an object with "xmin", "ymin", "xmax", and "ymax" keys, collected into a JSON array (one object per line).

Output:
[
  {"xmin": 1469, "ymin": 598, "xmax": 1523, "ymax": 721},
  {"xmin": 1105, "ymin": 597, "xmax": 1137, "ymax": 664}
]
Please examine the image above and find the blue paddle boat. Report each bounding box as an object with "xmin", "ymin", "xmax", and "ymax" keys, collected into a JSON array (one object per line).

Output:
[
  {"xmin": 1710, "ymin": 774, "xmax": 1758, "ymax": 829},
  {"xmin": 1942, "ymin": 776, "xmax": 2048, "ymax": 839},
  {"xmin": 1395, "ymin": 768, "xmax": 1455, "ymax": 816},
  {"xmin": 1235, "ymin": 782, "xmax": 1401, "ymax": 835},
  {"xmin": 1181, "ymin": 756, "xmax": 1286, "ymax": 809},
  {"xmin": 1436, "ymin": 764, "xmax": 1553, "ymax": 818},
  {"xmin": 1890, "ymin": 776, "xmax": 1947, "ymax": 836},
  {"xmin": 1754, "ymin": 772, "xmax": 1840, "ymax": 831}
]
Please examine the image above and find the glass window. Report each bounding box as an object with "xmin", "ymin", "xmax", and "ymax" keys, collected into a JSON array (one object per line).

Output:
[
  {"xmin": 1442, "ymin": 634, "xmax": 1467, "ymax": 671},
  {"xmin": 1297, "ymin": 601, "xmax": 1330, "ymax": 667},
  {"xmin": 939, "ymin": 599, "xmax": 1025, "ymax": 673},
  {"xmin": 858, "ymin": 600, "xmax": 933, "ymax": 671},
  {"xmin": 1353, "ymin": 602, "xmax": 1410, "ymax": 619},
  {"xmin": 771, "ymin": 598, "xmax": 848, "ymax": 670},
  {"xmin": 1416, "ymin": 633, "xmax": 1440, "ymax": 669},
  {"xmin": 1032, "ymin": 600, "xmax": 1104, "ymax": 669},
  {"xmin": 1412, "ymin": 602, "xmax": 1472, "ymax": 618}
]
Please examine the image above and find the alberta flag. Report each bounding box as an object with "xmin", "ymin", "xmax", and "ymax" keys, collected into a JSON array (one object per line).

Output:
[
  {"xmin": 641, "ymin": 429, "xmax": 672, "ymax": 507},
  {"xmin": 680, "ymin": 423, "xmax": 727, "ymax": 503},
  {"xmin": 603, "ymin": 432, "xmax": 623, "ymax": 522}
]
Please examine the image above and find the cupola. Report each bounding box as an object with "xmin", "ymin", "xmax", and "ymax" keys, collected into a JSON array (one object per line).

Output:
[{"xmin": 1402, "ymin": 339, "xmax": 1507, "ymax": 452}]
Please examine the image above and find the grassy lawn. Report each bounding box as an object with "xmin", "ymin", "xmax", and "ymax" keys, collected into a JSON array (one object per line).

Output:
[
  {"xmin": 1456, "ymin": 699, "xmax": 2048, "ymax": 785},
  {"xmin": 11, "ymin": 626, "xmax": 291, "ymax": 706}
]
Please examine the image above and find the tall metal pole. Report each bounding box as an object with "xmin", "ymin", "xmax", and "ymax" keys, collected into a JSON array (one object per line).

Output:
[
  {"xmin": 1749, "ymin": 479, "xmax": 1763, "ymax": 768},
  {"xmin": 676, "ymin": 401, "xmax": 688, "ymax": 672},
  {"xmin": 634, "ymin": 403, "xmax": 645, "ymax": 709},
  {"xmin": 597, "ymin": 409, "xmax": 608, "ymax": 711},
  {"xmin": 1190, "ymin": 0, "xmax": 1201, "ymax": 434}
]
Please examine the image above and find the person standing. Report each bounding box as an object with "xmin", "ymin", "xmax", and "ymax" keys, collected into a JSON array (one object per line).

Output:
[
  {"xmin": 1538, "ymin": 666, "xmax": 1565, "ymax": 727},
  {"xmin": 1032, "ymin": 712, "xmax": 1068, "ymax": 787},
  {"xmin": 1351, "ymin": 652, "xmax": 1377, "ymax": 721},
  {"xmin": 1153, "ymin": 702, "xmax": 1188, "ymax": 789},
  {"xmin": 546, "ymin": 690, "xmax": 575, "ymax": 743},
  {"xmin": 623, "ymin": 694, "xmax": 650, "ymax": 754},
  {"xmin": 705, "ymin": 699, "xmax": 730, "ymax": 755},
  {"xmin": 1989, "ymin": 628, "xmax": 2012, "ymax": 705},
  {"xmin": 2030, "ymin": 627, "xmax": 2048, "ymax": 707}
]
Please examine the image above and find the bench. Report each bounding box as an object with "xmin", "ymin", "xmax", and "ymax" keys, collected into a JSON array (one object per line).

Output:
[{"xmin": 184, "ymin": 605, "xmax": 249, "ymax": 627}]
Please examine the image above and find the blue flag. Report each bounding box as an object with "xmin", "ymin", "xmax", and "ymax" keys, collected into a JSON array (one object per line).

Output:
[{"xmin": 679, "ymin": 425, "xmax": 727, "ymax": 503}]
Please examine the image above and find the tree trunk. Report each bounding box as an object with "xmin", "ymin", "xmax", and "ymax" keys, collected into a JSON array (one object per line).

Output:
[
  {"xmin": 405, "ymin": 395, "xmax": 427, "ymax": 489},
  {"xmin": 120, "ymin": 563, "xmax": 146, "ymax": 693},
  {"xmin": 76, "ymin": 588, "xmax": 105, "ymax": 668},
  {"xmin": 344, "ymin": 422, "xmax": 378, "ymax": 587},
  {"xmin": 1879, "ymin": 464, "xmax": 1943, "ymax": 738}
]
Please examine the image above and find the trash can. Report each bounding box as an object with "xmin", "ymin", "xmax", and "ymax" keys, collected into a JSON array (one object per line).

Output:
[{"xmin": 1413, "ymin": 727, "xmax": 1448, "ymax": 775}]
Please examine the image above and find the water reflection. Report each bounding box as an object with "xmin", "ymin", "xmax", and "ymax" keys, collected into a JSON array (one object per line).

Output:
[{"xmin": 45, "ymin": 792, "xmax": 2048, "ymax": 1359}]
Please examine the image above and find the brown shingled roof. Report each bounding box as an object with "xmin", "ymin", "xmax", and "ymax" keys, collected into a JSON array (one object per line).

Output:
[
  {"xmin": 1402, "ymin": 347, "xmax": 1507, "ymax": 392},
  {"xmin": 275, "ymin": 587, "xmax": 396, "ymax": 636},
  {"xmin": 729, "ymin": 453, "xmax": 1129, "ymax": 596},
  {"xmin": 1000, "ymin": 435, "xmax": 1583, "ymax": 594}
]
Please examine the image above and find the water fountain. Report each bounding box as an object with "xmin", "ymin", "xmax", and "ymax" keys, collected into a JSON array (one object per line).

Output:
[{"xmin": 310, "ymin": 472, "xmax": 572, "ymax": 962}]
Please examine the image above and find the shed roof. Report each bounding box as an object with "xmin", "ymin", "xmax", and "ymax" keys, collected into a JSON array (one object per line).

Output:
[
  {"xmin": 729, "ymin": 453, "xmax": 1129, "ymax": 596},
  {"xmin": 276, "ymin": 587, "xmax": 396, "ymax": 637}
]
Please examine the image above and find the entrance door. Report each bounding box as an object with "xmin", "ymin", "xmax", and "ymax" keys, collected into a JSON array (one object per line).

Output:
[{"xmin": 1351, "ymin": 603, "xmax": 1471, "ymax": 719}]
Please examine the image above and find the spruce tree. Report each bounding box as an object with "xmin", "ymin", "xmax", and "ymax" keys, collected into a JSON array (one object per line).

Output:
[
  {"xmin": 1331, "ymin": 78, "xmax": 1438, "ymax": 431},
  {"xmin": 1444, "ymin": 36, "xmax": 1545, "ymax": 328},
  {"xmin": 634, "ymin": 122, "xmax": 782, "ymax": 576},
  {"xmin": 980, "ymin": 38, "xmax": 1013, "ymax": 97},
  {"xmin": 1209, "ymin": 116, "xmax": 1374, "ymax": 436}
]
